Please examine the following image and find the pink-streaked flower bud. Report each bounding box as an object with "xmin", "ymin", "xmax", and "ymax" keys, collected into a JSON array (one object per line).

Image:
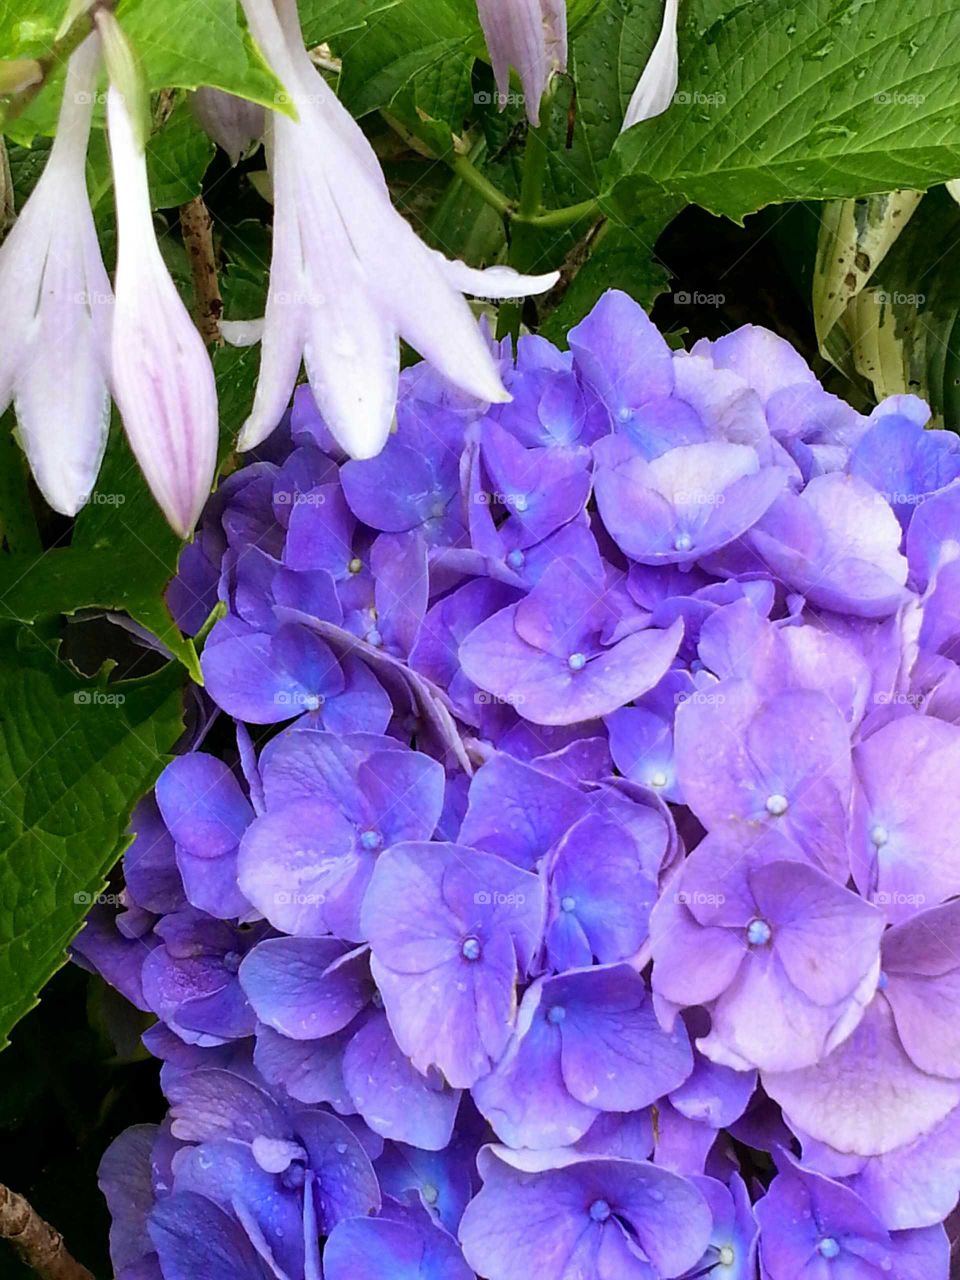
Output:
[
  {"xmin": 98, "ymin": 13, "xmax": 218, "ymax": 537},
  {"xmin": 0, "ymin": 34, "xmax": 112, "ymax": 516},
  {"xmin": 232, "ymin": 0, "xmax": 557, "ymax": 461},
  {"xmin": 476, "ymin": 0, "xmax": 567, "ymax": 127},
  {"xmin": 191, "ymin": 87, "xmax": 265, "ymax": 165},
  {"xmin": 622, "ymin": 0, "xmax": 680, "ymax": 130}
]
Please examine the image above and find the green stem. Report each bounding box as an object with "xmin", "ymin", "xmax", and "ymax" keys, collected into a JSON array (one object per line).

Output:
[
  {"xmin": 449, "ymin": 151, "xmax": 515, "ymax": 219},
  {"xmin": 0, "ymin": 2, "xmax": 113, "ymax": 131},
  {"xmin": 519, "ymin": 197, "xmax": 601, "ymax": 229},
  {"xmin": 498, "ymin": 90, "xmax": 557, "ymax": 340}
]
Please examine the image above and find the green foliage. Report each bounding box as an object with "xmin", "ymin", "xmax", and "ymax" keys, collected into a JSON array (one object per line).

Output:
[
  {"xmin": 0, "ymin": 625, "xmax": 183, "ymax": 1049},
  {"xmin": 146, "ymin": 101, "xmax": 216, "ymax": 208},
  {"xmin": 3, "ymin": 0, "xmax": 285, "ymax": 144},
  {"xmin": 607, "ymin": 0, "xmax": 960, "ymax": 222}
]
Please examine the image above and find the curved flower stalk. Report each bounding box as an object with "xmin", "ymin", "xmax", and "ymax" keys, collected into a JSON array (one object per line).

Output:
[
  {"xmin": 232, "ymin": 0, "xmax": 558, "ymax": 461},
  {"xmin": 475, "ymin": 0, "xmax": 568, "ymax": 126},
  {"xmin": 0, "ymin": 34, "xmax": 112, "ymax": 516},
  {"xmin": 622, "ymin": 0, "xmax": 680, "ymax": 130},
  {"xmin": 98, "ymin": 12, "xmax": 219, "ymax": 537}
]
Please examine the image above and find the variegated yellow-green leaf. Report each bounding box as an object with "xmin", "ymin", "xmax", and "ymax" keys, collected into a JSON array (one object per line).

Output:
[{"xmin": 814, "ymin": 190, "xmax": 922, "ymax": 356}]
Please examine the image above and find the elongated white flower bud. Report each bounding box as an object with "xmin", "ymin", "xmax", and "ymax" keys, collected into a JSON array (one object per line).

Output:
[
  {"xmin": 0, "ymin": 33, "xmax": 112, "ymax": 516},
  {"xmin": 99, "ymin": 11, "xmax": 218, "ymax": 536}
]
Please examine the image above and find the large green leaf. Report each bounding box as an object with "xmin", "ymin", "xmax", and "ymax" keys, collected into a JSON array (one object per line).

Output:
[
  {"xmin": 337, "ymin": 0, "xmax": 479, "ymax": 152},
  {"xmin": 146, "ymin": 100, "xmax": 216, "ymax": 209},
  {"xmin": 607, "ymin": 0, "xmax": 960, "ymax": 223},
  {"xmin": 0, "ymin": 625, "xmax": 183, "ymax": 1048},
  {"xmin": 4, "ymin": 0, "xmax": 285, "ymax": 143},
  {"xmin": 298, "ymin": 0, "xmax": 402, "ymax": 45}
]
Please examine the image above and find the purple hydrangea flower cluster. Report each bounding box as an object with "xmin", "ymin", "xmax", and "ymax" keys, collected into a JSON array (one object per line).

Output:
[{"xmin": 76, "ymin": 289, "xmax": 960, "ymax": 1280}]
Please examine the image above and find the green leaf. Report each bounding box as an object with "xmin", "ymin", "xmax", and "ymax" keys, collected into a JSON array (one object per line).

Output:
[
  {"xmin": 540, "ymin": 206, "xmax": 678, "ymax": 342},
  {"xmin": 0, "ymin": 342, "xmax": 258, "ymax": 680},
  {"xmin": 0, "ymin": 413, "xmax": 41, "ymax": 555},
  {"xmin": 146, "ymin": 100, "xmax": 215, "ymax": 209},
  {"xmin": 0, "ymin": 424, "xmax": 199, "ymax": 677},
  {"xmin": 0, "ymin": 625, "xmax": 183, "ymax": 1048},
  {"xmin": 607, "ymin": 0, "xmax": 960, "ymax": 223},
  {"xmin": 826, "ymin": 186, "xmax": 960, "ymax": 425},
  {"xmin": 4, "ymin": 0, "xmax": 285, "ymax": 143},
  {"xmin": 338, "ymin": 0, "xmax": 479, "ymax": 148},
  {"xmin": 298, "ymin": 0, "xmax": 402, "ymax": 45},
  {"xmin": 116, "ymin": 0, "xmax": 282, "ymax": 104}
]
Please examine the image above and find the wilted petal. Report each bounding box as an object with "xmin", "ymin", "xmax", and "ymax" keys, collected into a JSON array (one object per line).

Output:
[{"xmin": 622, "ymin": 0, "xmax": 680, "ymax": 130}]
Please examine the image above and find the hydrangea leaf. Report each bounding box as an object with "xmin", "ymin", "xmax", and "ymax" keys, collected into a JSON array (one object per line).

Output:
[
  {"xmin": 298, "ymin": 0, "xmax": 402, "ymax": 46},
  {"xmin": 337, "ymin": 2, "xmax": 479, "ymax": 155},
  {"xmin": 606, "ymin": 0, "xmax": 960, "ymax": 223},
  {"xmin": 145, "ymin": 102, "xmax": 216, "ymax": 210},
  {"xmin": 0, "ymin": 625, "xmax": 183, "ymax": 1048},
  {"xmin": 3, "ymin": 0, "xmax": 285, "ymax": 144}
]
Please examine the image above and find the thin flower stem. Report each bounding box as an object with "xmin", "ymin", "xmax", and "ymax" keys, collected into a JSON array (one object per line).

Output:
[
  {"xmin": 518, "ymin": 196, "xmax": 601, "ymax": 228},
  {"xmin": 498, "ymin": 88, "xmax": 557, "ymax": 339},
  {"xmin": 0, "ymin": 1183, "xmax": 94, "ymax": 1280},
  {"xmin": 449, "ymin": 151, "xmax": 515, "ymax": 218}
]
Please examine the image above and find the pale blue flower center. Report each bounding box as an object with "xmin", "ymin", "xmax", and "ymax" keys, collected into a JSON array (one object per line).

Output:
[
  {"xmin": 422, "ymin": 1182, "xmax": 439, "ymax": 1205},
  {"xmin": 348, "ymin": 557, "xmax": 363, "ymax": 574},
  {"xmin": 817, "ymin": 1237, "xmax": 840, "ymax": 1259},
  {"xmin": 366, "ymin": 627, "xmax": 383, "ymax": 647},
  {"xmin": 547, "ymin": 1005, "xmax": 566, "ymax": 1024},
  {"xmin": 719, "ymin": 1245, "xmax": 736, "ymax": 1266},
  {"xmin": 870, "ymin": 824, "xmax": 889, "ymax": 847},
  {"xmin": 507, "ymin": 549, "xmax": 525, "ymax": 569},
  {"xmin": 360, "ymin": 829, "xmax": 382, "ymax": 851},
  {"xmin": 877, "ymin": 970, "xmax": 888, "ymax": 990},
  {"xmin": 747, "ymin": 918, "xmax": 772, "ymax": 946},
  {"xmin": 568, "ymin": 652, "xmax": 587, "ymax": 672},
  {"xmin": 560, "ymin": 895, "xmax": 577, "ymax": 913},
  {"xmin": 765, "ymin": 793, "xmax": 789, "ymax": 816},
  {"xmin": 462, "ymin": 936, "xmax": 482, "ymax": 961},
  {"xmin": 589, "ymin": 1198, "xmax": 612, "ymax": 1222},
  {"xmin": 650, "ymin": 770, "xmax": 668, "ymax": 788},
  {"xmin": 222, "ymin": 950, "xmax": 242, "ymax": 974},
  {"xmin": 674, "ymin": 532, "xmax": 693, "ymax": 552},
  {"xmin": 618, "ymin": 407, "xmax": 632, "ymax": 423},
  {"xmin": 282, "ymin": 1163, "xmax": 306, "ymax": 1191},
  {"xmin": 304, "ymin": 693, "xmax": 323, "ymax": 711}
]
